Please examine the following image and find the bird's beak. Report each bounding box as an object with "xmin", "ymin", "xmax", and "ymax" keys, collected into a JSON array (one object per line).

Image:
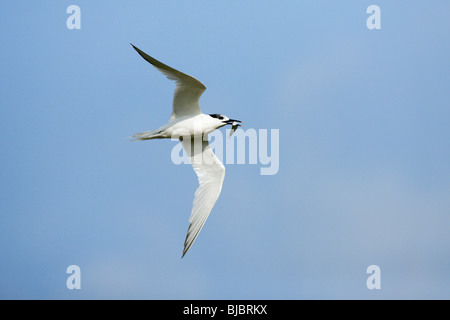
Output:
[
  {"xmin": 224, "ymin": 119, "xmax": 243, "ymax": 126},
  {"xmin": 224, "ymin": 119, "xmax": 243, "ymax": 137}
]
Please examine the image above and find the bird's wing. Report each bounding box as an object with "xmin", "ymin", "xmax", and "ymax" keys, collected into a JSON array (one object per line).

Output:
[
  {"xmin": 181, "ymin": 136, "xmax": 225, "ymax": 258},
  {"xmin": 131, "ymin": 44, "xmax": 206, "ymax": 120}
]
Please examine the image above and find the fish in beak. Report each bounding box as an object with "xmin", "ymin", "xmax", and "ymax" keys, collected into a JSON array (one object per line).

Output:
[{"xmin": 224, "ymin": 119, "xmax": 243, "ymax": 136}]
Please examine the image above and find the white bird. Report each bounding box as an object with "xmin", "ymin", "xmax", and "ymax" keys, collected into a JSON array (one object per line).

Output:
[{"xmin": 130, "ymin": 44, "xmax": 242, "ymax": 258}]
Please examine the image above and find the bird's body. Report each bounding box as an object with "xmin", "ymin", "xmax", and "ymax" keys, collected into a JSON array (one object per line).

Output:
[
  {"xmin": 130, "ymin": 44, "xmax": 241, "ymax": 257},
  {"xmin": 132, "ymin": 114, "xmax": 225, "ymax": 140}
]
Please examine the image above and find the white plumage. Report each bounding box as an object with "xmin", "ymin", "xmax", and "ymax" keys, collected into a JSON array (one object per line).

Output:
[{"xmin": 130, "ymin": 44, "xmax": 241, "ymax": 257}]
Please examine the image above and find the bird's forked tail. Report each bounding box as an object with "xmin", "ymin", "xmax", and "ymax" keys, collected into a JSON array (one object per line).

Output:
[{"xmin": 130, "ymin": 129, "xmax": 164, "ymax": 141}]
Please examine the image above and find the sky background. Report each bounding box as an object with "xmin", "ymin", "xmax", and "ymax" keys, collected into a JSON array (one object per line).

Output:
[{"xmin": 0, "ymin": 1, "xmax": 449, "ymax": 299}]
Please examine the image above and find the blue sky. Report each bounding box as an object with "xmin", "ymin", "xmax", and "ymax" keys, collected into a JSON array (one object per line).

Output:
[{"xmin": 0, "ymin": 1, "xmax": 449, "ymax": 299}]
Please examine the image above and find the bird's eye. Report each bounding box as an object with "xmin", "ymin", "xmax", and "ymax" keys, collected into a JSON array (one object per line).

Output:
[{"xmin": 218, "ymin": 116, "xmax": 224, "ymax": 120}]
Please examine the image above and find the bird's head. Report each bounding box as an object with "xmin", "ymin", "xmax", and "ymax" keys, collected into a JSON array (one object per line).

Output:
[{"xmin": 209, "ymin": 114, "xmax": 243, "ymax": 135}]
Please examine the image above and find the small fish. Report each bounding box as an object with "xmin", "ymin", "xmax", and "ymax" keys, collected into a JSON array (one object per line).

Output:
[{"xmin": 229, "ymin": 120, "xmax": 243, "ymax": 137}]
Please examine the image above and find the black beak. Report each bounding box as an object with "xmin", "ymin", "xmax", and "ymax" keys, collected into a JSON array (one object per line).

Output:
[{"xmin": 224, "ymin": 119, "xmax": 243, "ymax": 126}]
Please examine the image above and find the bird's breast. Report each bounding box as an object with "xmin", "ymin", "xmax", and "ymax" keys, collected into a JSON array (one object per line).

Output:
[{"xmin": 166, "ymin": 115, "xmax": 218, "ymax": 139}]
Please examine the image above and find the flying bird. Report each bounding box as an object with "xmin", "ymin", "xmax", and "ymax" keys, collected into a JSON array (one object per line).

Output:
[{"xmin": 130, "ymin": 44, "xmax": 242, "ymax": 258}]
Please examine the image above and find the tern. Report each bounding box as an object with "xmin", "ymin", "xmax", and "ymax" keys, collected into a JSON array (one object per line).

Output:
[{"xmin": 130, "ymin": 44, "xmax": 242, "ymax": 258}]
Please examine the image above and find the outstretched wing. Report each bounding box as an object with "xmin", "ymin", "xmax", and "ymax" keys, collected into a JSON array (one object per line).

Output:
[
  {"xmin": 131, "ymin": 44, "xmax": 206, "ymax": 120},
  {"xmin": 180, "ymin": 136, "xmax": 225, "ymax": 258}
]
